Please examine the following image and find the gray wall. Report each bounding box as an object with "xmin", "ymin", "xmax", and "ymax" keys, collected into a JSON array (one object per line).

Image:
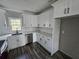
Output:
[
  {"xmin": 0, "ymin": 9, "xmax": 10, "ymax": 35},
  {"xmin": 60, "ymin": 16, "xmax": 79, "ymax": 59}
]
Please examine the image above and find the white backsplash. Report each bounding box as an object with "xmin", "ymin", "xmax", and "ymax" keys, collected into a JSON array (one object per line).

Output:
[
  {"xmin": 37, "ymin": 27, "xmax": 52, "ymax": 34},
  {"xmin": 22, "ymin": 27, "xmax": 37, "ymax": 34}
]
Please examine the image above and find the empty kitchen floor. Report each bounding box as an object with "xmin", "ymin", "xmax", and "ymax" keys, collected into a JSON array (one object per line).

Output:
[{"xmin": 8, "ymin": 43, "xmax": 71, "ymax": 59}]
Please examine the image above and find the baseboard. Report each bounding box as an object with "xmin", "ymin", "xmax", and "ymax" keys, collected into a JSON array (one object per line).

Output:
[
  {"xmin": 26, "ymin": 42, "xmax": 33, "ymax": 45},
  {"xmin": 58, "ymin": 50, "xmax": 72, "ymax": 59}
]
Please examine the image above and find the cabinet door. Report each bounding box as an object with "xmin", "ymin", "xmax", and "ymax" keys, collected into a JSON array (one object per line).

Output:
[
  {"xmin": 37, "ymin": 33, "xmax": 42, "ymax": 44},
  {"xmin": 18, "ymin": 35, "xmax": 26, "ymax": 47},
  {"xmin": 38, "ymin": 15, "xmax": 43, "ymax": 27},
  {"xmin": 52, "ymin": 0, "xmax": 67, "ymax": 18},
  {"xmin": 23, "ymin": 14, "xmax": 37, "ymax": 27},
  {"xmin": 39, "ymin": 34, "xmax": 43, "ymax": 45},
  {"xmin": 33, "ymin": 33, "xmax": 37, "ymax": 42},
  {"xmin": 48, "ymin": 38, "xmax": 52, "ymax": 52},
  {"xmin": 37, "ymin": 33, "xmax": 40, "ymax": 43},
  {"xmin": 41, "ymin": 35, "xmax": 46, "ymax": 47},
  {"xmin": 53, "ymin": 0, "xmax": 66, "ymax": 18},
  {"xmin": 8, "ymin": 36, "xmax": 17, "ymax": 50},
  {"xmin": 69, "ymin": 0, "xmax": 79, "ymax": 16},
  {"xmin": 37, "ymin": 33, "xmax": 44, "ymax": 45},
  {"xmin": 23, "ymin": 14, "xmax": 31, "ymax": 27},
  {"xmin": 30, "ymin": 15, "xmax": 37, "ymax": 27},
  {"xmin": 44, "ymin": 37, "xmax": 52, "ymax": 53}
]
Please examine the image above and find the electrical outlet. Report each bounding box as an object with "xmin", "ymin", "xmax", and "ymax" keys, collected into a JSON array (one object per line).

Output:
[{"xmin": 62, "ymin": 30, "xmax": 64, "ymax": 34}]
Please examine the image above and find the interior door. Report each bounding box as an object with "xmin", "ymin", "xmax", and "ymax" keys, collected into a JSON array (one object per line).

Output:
[{"xmin": 59, "ymin": 18, "xmax": 79, "ymax": 59}]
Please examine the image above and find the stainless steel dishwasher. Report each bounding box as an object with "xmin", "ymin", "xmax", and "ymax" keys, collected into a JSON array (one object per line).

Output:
[{"xmin": 27, "ymin": 33, "xmax": 33, "ymax": 44}]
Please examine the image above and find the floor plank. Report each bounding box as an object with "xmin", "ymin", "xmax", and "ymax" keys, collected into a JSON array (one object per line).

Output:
[{"xmin": 8, "ymin": 42, "xmax": 72, "ymax": 59}]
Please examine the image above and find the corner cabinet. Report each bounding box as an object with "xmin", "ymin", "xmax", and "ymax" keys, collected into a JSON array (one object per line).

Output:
[
  {"xmin": 52, "ymin": 0, "xmax": 79, "ymax": 18},
  {"xmin": 37, "ymin": 19, "xmax": 61, "ymax": 55},
  {"xmin": 37, "ymin": 33, "xmax": 52, "ymax": 53}
]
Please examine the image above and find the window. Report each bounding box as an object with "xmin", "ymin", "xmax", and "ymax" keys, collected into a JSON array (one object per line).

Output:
[{"xmin": 9, "ymin": 18, "xmax": 22, "ymax": 31}]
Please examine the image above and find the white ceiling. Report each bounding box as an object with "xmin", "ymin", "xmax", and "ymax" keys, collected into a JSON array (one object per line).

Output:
[{"xmin": 0, "ymin": 0, "xmax": 55, "ymax": 13}]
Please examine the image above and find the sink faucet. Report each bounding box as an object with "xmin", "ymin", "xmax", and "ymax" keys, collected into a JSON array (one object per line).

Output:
[{"xmin": 16, "ymin": 30, "xmax": 19, "ymax": 34}]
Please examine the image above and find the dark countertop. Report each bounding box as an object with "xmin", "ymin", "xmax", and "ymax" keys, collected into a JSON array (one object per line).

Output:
[
  {"xmin": 0, "ymin": 33, "xmax": 10, "ymax": 36},
  {"xmin": 12, "ymin": 33, "xmax": 22, "ymax": 36},
  {"xmin": 0, "ymin": 40, "xmax": 5, "ymax": 48}
]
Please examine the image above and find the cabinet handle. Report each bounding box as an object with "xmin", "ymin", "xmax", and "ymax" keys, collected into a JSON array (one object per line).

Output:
[
  {"xmin": 64, "ymin": 8, "xmax": 66, "ymax": 14},
  {"xmin": 67, "ymin": 8, "xmax": 70, "ymax": 14},
  {"xmin": 31, "ymin": 24, "xmax": 32, "ymax": 26},
  {"xmin": 43, "ymin": 24, "xmax": 45, "ymax": 26},
  {"xmin": 40, "ymin": 38, "xmax": 42, "ymax": 40},
  {"xmin": 38, "ymin": 24, "xmax": 39, "ymax": 27}
]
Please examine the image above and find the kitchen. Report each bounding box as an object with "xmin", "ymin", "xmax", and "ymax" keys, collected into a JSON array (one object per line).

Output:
[{"xmin": 0, "ymin": 0, "xmax": 79, "ymax": 59}]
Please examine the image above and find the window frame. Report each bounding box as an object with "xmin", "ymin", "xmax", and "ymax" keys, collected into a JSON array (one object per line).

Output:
[{"xmin": 8, "ymin": 17, "xmax": 22, "ymax": 31}]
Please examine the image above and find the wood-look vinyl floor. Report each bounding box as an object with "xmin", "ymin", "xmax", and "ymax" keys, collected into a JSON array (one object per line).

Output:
[{"xmin": 8, "ymin": 43, "xmax": 72, "ymax": 59}]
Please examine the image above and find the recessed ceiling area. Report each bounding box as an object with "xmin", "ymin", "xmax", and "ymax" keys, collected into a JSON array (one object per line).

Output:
[{"xmin": 0, "ymin": 0, "xmax": 56, "ymax": 13}]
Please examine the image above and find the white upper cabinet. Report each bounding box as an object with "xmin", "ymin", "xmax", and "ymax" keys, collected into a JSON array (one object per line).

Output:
[
  {"xmin": 52, "ymin": 0, "xmax": 79, "ymax": 18},
  {"xmin": 52, "ymin": 0, "xmax": 66, "ymax": 18},
  {"xmin": 23, "ymin": 14, "xmax": 37, "ymax": 27},
  {"xmin": 23, "ymin": 14, "xmax": 31, "ymax": 27},
  {"xmin": 38, "ymin": 15, "xmax": 45, "ymax": 27},
  {"xmin": 38, "ymin": 8, "xmax": 53, "ymax": 28},
  {"xmin": 69, "ymin": 0, "xmax": 79, "ymax": 16},
  {"xmin": 30, "ymin": 15, "xmax": 37, "ymax": 27}
]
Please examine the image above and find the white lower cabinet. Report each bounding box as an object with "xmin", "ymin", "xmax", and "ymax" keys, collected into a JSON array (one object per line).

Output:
[
  {"xmin": 7, "ymin": 34, "xmax": 26, "ymax": 50},
  {"xmin": 37, "ymin": 33, "xmax": 52, "ymax": 53},
  {"xmin": 37, "ymin": 19, "xmax": 60, "ymax": 55},
  {"xmin": 8, "ymin": 36, "xmax": 17, "ymax": 50},
  {"xmin": 37, "ymin": 33, "xmax": 42, "ymax": 44},
  {"xmin": 46, "ymin": 37, "xmax": 52, "ymax": 52},
  {"xmin": 17, "ymin": 35, "xmax": 26, "ymax": 47}
]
